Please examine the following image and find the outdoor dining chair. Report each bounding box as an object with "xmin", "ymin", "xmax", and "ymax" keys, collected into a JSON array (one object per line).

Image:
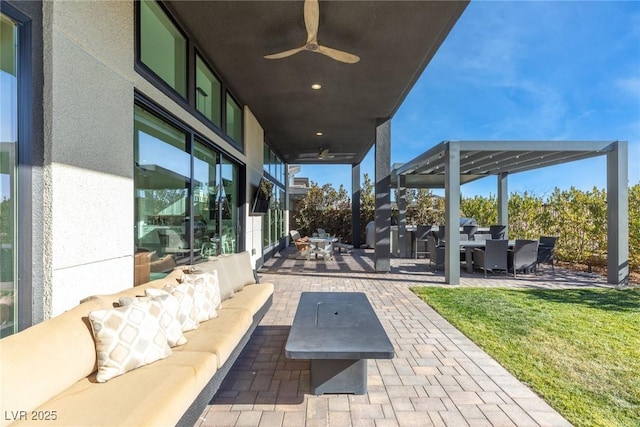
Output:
[
  {"xmin": 489, "ymin": 225, "xmax": 507, "ymax": 240},
  {"xmin": 537, "ymin": 236, "xmax": 557, "ymax": 271},
  {"xmin": 414, "ymin": 225, "xmax": 432, "ymax": 259},
  {"xmin": 509, "ymin": 239, "xmax": 539, "ymax": 277},
  {"xmin": 462, "ymin": 225, "xmax": 478, "ymax": 240},
  {"xmin": 426, "ymin": 235, "xmax": 445, "ymax": 272},
  {"xmin": 473, "ymin": 239, "xmax": 509, "ymax": 277},
  {"xmin": 474, "ymin": 233, "xmax": 492, "ymax": 241}
]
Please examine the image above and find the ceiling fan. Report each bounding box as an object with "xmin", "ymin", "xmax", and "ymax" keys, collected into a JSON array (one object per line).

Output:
[
  {"xmin": 297, "ymin": 147, "xmax": 356, "ymax": 160},
  {"xmin": 264, "ymin": 0, "xmax": 360, "ymax": 64}
]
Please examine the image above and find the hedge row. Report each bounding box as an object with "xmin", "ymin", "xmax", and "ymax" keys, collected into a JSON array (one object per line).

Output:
[{"xmin": 291, "ymin": 181, "xmax": 639, "ymax": 273}]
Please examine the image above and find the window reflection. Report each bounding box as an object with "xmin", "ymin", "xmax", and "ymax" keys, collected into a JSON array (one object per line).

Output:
[
  {"xmin": 134, "ymin": 106, "xmax": 190, "ymax": 281},
  {"xmin": 0, "ymin": 13, "xmax": 18, "ymax": 337}
]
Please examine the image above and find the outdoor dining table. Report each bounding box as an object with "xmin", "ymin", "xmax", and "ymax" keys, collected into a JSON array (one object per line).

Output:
[
  {"xmin": 442, "ymin": 239, "xmax": 516, "ymax": 273},
  {"xmin": 308, "ymin": 236, "xmax": 339, "ymax": 259}
]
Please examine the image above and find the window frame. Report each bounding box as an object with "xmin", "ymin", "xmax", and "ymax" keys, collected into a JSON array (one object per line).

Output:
[{"xmin": 0, "ymin": 1, "xmax": 34, "ymax": 334}]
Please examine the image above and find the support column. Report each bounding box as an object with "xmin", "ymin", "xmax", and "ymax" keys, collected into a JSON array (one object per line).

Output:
[
  {"xmin": 497, "ymin": 172, "xmax": 509, "ymax": 238},
  {"xmin": 397, "ymin": 176, "xmax": 407, "ymax": 258},
  {"xmin": 606, "ymin": 141, "xmax": 629, "ymax": 285},
  {"xmin": 374, "ymin": 119, "xmax": 391, "ymax": 272},
  {"xmin": 351, "ymin": 163, "xmax": 361, "ymax": 248},
  {"xmin": 444, "ymin": 142, "xmax": 461, "ymax": 284}
]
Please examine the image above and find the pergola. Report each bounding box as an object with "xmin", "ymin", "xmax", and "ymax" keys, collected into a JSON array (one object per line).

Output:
[{"xmin": 390, "ymin": 140, "xmax": 629, "ymax": 285}]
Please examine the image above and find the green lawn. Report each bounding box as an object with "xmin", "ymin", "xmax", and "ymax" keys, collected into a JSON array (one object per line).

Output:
[{"xmin": 411, "ymin": 287, "xmax": 640, "ymax": 427}]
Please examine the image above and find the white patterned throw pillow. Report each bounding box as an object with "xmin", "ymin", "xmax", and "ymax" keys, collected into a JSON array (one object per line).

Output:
[
  {"xmin": 183, "ymin": 270, "xmax": 221, "ymax": 321},
  {"xmin": 118, "ymin": 294, "xmax": 187, "ymax": 347},
  {"xmin": 146, "ymin": 282, "xmax": 200, "ymax": 332},
  {"xmin": 88, "ymin": 300, "xmax": 172, "ymax": 382}
]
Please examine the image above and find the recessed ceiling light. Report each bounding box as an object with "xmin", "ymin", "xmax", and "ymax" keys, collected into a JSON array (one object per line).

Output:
[
  {"xmin": 316, "ymin": 132, "xmax": 323, "ymax": 136},
  {"xmin": 311, "ymin": 83, "xmax": 322, "ymax": 90}
]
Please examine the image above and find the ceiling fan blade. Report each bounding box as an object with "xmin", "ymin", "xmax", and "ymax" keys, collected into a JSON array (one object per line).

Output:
[
  {"xmin": 304, "ymin": 0, "xmax": 319, "ymax": 44},
  {"xmin": 264, "ymin": 45, "xmax": 306, "ymax": 60},
  {"xmin": 316, "ymin": 45, "xmax": 360, "ymax": 64}
]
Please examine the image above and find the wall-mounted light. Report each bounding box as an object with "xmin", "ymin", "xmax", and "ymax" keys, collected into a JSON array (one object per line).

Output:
[{"xmin": 311, "ymin": 83, "xmax": 322, "ymax": 90}]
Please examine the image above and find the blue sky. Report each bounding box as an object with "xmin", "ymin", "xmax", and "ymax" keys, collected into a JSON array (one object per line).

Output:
[{"xmin": 297, "ymin": 0, "xmax": 640, "ymax": 199}]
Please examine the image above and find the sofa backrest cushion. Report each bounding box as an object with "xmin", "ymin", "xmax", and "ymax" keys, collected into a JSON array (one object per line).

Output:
[
  {"xmin": 228, "ymin": 252, "xmax": 257, "ymax": 291},
  {"xmin": 191, "ymin": 259, "xmax": 234, "ymax": 301},
  {"xmin": 0, "ymin": 298, "xmax": 107, "ymax": 425}
]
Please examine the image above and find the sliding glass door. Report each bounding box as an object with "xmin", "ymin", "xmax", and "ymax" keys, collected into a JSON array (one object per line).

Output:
[{"xmin": 134, "ymin": 102, "xmax": 242, "ymax": 279}]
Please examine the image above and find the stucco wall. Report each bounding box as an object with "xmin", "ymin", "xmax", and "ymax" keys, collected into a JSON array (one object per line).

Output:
[{"xmin": 44, "ymin": 1, "xmax": 265, "ymax": 316}]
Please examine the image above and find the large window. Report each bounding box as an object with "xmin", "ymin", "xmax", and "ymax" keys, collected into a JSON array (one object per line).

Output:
[
  {"xmin": 195, "ymin": 54, "xmax": 222, "ymax": 127},
  {"xmin": 136, "ymin": 1, "xmax": 244, "ymax": 149},
  {"xmin": 139, "ymin": 0, "xmax": 187, "ymax": 97},
  {"xmin": 0, "ymin": 13, "xmax": 18, "ymax": 337},
  {"xmin": 134, "ymin": 105, "xmax": 191, "ymax": 273},
  {"xmin": 225, "ymin": 94, "xmax": 242, "ymax": 144},
  {"xmin": 134, "ymin": 103, "xmax": 242, "ymax": 281},
  {"xmin": 262, "ymin": 146, "xmax": 286, "ymax": 250}
]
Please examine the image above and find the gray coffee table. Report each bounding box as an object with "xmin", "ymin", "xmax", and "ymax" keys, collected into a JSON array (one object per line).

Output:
[{"xmin": 285, "ymin": 292, "xmax": 394, "ymax": 395}]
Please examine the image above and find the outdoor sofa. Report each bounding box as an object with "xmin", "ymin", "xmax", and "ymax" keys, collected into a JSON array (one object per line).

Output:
[{"xmin": 0, "ymin": 251, "xmax": 273, "ymax": 427}]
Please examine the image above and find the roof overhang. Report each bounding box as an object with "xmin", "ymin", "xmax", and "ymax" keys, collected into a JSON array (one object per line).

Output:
[
  {"xmin": 392, "ymin": 140, "xmax": 618, "ymax": 187},
  {"xmin": 166, "ymin": 1, "xmax": 469, "ymax": 165}
]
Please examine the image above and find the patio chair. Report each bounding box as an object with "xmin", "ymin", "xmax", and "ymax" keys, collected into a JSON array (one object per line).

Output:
[
  {"xmin": 436, "ymin": 225, "xmax": 445, "ymax": 243},
  {"xmin": 509, "ymin": 239, "xmax": 539, "ymax": 277},
  {"xmin": 414, "ymin": 225, "xmax": 432, "ymax": 259},
  {"xmin": 426, "ymin": 235, "xmax": 445, "ymax": 272},
  {"xmin": 289, "ymin": 230, "xmax": 311, "ymax": 260},
  {"xmin": 473, "ymin": 239, "xmax": 509, "ymax": 277},
  {"xmin": 489, "ymin": 224, "xmax": 507, "ymax": 240},
  {"xmin": 462, "ymin": 225, "xmax": 478, "ymax": 240},
  {"xmin": 474, "ymin": 233, "xmax": 492, "ymax": 241},
  {"xmin": 537, "ymin": 236, "xmax": 557, "ymax": 271}
]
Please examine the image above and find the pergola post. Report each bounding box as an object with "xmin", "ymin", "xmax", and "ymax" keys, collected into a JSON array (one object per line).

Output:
[
  {"xmin": 606, "ymin": 141, "xmax": 629, "ymax": 285},
  {"xmin": 498, "ymin": 172, "xmax": 509, "ymax": 237},
  {"xmin": 374, "ymin": 119, "xmax": 391, "ymax": 272},
  {"xmin": 397, "ymin": 175, "xmax": 407, "ymax": 258},
  {"xmin": 352, "ymin": 163, "xmax": 361, "ymax": 248},
  {"xmin": 444, "ymin": 142, "xmax": 461, "ymax": 284}
]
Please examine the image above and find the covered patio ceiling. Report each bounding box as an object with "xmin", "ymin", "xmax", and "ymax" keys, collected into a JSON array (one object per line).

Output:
[
  {"xmin": 166, "ymin": 0, "xmax": 468, "ymax": 165},
  {"xmin": 392, "ymin": 140, "xmax": 618, "ymax": 188}
]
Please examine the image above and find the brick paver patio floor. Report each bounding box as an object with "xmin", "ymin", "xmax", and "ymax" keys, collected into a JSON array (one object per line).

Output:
[{"xmin": 195, "ymin": 248, "xmax": 612, "ymax": 426}]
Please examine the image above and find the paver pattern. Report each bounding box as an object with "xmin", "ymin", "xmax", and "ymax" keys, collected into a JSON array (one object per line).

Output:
[{"xmin": 196, "ymin": 248, "xmax": 610, "ymax": 426}]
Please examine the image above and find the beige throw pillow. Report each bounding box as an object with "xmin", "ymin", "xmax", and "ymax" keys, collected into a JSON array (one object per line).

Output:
[
  {"xmin": 118, "ymin": 294, "xmax": 187, "ymax": 347},
  {"xmin": 182, "ymin": 271, "xmax": 222, "ymax": 321},
  {"xmin": 146, "ymin": 283, "xmax": 200, "ymax": 332},
  {"xmin": 88, "ymin": 300, "xmax": 172, "ymax": 383}
]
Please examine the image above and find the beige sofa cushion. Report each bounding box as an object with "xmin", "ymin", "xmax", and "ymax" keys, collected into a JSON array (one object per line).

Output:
[
  {"xmin": 228, "ymin": 252, "xmax": 258, "ymax": 291},
  {"xmin": 0, "ymin": 299, "xmax": 107, "ymax": 427},
  {"xmin": 221, "ymin": 283, "xmax": 274, "ymax": 315},
  {"xmin": 174, "ymin": 308, "xmax": 252, "ymax": 367},
  {"xmin": 88, "ymin": 301, "xmax": 173, "ymax": 382},
  {"xmin": 12, "ymin": 351, "xmax": 217, "ymax": 427}
]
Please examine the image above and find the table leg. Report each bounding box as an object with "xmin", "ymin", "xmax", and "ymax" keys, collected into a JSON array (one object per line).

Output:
[
  {"xmin": 466, "ymin": 247, "xmax": 474, "ymax": 273},
  {"xmin": 311, "ymin": 359, "xmax": 367, "ymax": 395}
]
